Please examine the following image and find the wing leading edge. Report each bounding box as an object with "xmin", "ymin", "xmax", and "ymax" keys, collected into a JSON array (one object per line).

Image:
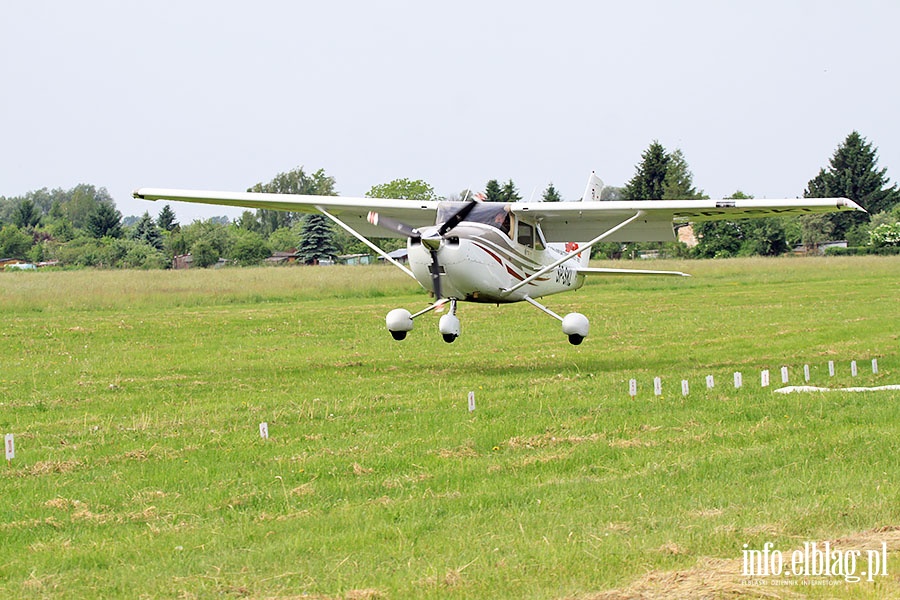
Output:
[
  {"xmin": 135, "ymin": 185, "xmax": 864, "ymax": 243},
  {"xmin": 133, "ymin": 188, "xmax": 440, "ymax": 239}
]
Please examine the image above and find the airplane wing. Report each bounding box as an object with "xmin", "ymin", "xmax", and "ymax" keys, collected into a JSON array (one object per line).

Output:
[
  {"xmin": 133, "ymin": 188, "xmax": 440, "ymax": 238},
  {"xmin": 512, "ymin": 197, "xmax": 865, "ymax": 242}
]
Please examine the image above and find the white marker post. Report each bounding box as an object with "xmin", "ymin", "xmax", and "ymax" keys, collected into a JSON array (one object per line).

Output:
[
  {"xmin": 761, "ymin": 370, "xmax": 770, "ymax": 388},
  {"xmin": 734, "ymin": 372, "xmax": 743, "ymax": 389},
  {"xmin": 804, "ymin": 364, "xmax": 811, "ymax": 382},
  {"xmin": 781, "ymin": 366, "xmax": 789, "ymax": 384},
  {"xmin": 5, "ymin": 434, "xmax": 14, "ymax": 463},
  {"xmin": 653, "ymin": 377, "xmax": 662, "ymax": 397},
  {"xmin": 828, "ymin": 361, "xmax": 835, "ymax": 377},
  {"xmin": 851, "ymin": 360, "xmax": 858, "ymax": 377},
  {"xmin": 628, "ymin": 379, "xmax": 637, "ymax": 399},
  {"xmin": 873, "ymin": 359, "xmax": 879, "ymax": 374},
  {"xmin": 259, "ymin": 422, "xmax": 269, "ymax": 440},
  {"xmin": 706, "ymin": 375, "xmax": 714, "ymax": 389},
  {"xmin": 681, "ymin": 380, "xmax": 689, "ymax": 397},
  {"xmin": 468, "ymin": 391, "xmax": 476, "ymax": 412}
]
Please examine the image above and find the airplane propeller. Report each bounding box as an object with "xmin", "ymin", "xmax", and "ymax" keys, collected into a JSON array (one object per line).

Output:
[
  {"xmin": 365, "ymin": 212, "xmax": 420, "ymax": 240},
  {"xmin": 367, "ymin": 197, "xmax": 480, "ymax": 300}
]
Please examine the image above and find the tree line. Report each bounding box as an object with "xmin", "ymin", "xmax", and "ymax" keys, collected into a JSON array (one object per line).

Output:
[{"xmin": 1, "ymin": 131, "xmax": 898, "ymax": 269}]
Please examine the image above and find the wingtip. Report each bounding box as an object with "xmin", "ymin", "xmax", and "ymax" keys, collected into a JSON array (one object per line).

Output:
[{"xmin": 841, "ymin": 197, "xmax": 867, "ymax": 213}]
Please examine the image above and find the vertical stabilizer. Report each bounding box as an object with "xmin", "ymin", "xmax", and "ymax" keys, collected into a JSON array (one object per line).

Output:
[{"xmin": 581, "ymin": 172, "xmax": 604, "ymax": 202}]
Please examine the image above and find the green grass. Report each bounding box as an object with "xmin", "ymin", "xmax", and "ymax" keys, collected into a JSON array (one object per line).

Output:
[{"xmin": 1, "ymin": 257, "xmax": 898, "ymax": 599}]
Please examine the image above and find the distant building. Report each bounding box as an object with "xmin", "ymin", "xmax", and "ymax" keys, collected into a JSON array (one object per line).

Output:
[
  {"xmin": 265, "ymin": 250, "xmax": 301, "ymax": 265},
  {"xmin": 379, "ymin": 248, "xmax": 409, "ymax": 264},
  {"xmin": 338, "ymin": 254, "xmax": 373, "ymax": 265},
  {"xmin": 792, "ymin": 241, "xmax": 848, "ymax": 256},
  {"xmin": 172, "ymin": 254, "xmax": 193, "ymax": 270},
  {"xmin": 172, "ymin": 254, "xmax": 230, "ymax": 269},
  {"xmin": 677, "ymin": 224, "xmax": 698, "ymax": 248}
]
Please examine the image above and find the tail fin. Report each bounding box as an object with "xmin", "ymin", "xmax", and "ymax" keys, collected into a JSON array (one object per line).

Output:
[
  {"xmin": 573, "ymin": 172, "xmax": 605, "ymax": 266},
  {"xmin": 581, "ymin": 172, "xmax": 604, "ymax": 202}
]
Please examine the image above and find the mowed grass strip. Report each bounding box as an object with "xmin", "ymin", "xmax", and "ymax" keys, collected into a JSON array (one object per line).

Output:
[{"xmin": 0, "ymin": 256, "xmax": 898, "ymax": 599}]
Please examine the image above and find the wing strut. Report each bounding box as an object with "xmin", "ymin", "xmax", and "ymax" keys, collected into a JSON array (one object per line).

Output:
[
  {"xmin": 317, "ymin": 207, "xmax": 417, "ymax": 280},
  {"xmin": 501, "ymin": 210, "xmax": 646, "ymax": 296}
]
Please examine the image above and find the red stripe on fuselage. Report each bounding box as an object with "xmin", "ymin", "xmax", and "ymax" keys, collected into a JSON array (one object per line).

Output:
[
  {"xmin": 473, "ymin": 242, "xmax": 503, "ymax": 265},
  {"xmin": 474, "ymin": 240, "xmax": 547, "ymax": 285}
]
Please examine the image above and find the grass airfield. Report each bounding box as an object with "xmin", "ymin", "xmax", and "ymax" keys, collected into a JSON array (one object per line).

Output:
[{"xmin": 1, "ymin": 256, "xmax": 899, "ymax": 599}]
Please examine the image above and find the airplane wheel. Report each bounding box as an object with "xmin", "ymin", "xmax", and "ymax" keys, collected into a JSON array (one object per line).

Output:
[
  {"xmin": 567, "ymin": 334, "xmax": 584, "ymax": 346},
  {"xmin": 442, "ymin": 333, "xmax": 457, "ymax": 344},
  {"xmin": 390, "ymin": 330, "xmax": 407, "ymax": 341}
]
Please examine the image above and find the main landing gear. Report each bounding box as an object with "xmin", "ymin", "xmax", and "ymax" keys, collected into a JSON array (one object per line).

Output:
[{"xmin": 385, "ymin": 296, "xmax": 589, "ymax": 345}]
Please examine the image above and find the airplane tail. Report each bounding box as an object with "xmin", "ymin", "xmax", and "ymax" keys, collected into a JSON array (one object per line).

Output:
[
  {"xmin": 570, "ymin": 172, "xmax": 605, "ymax": 268},
  {"xmin": 581, "ymin": 171, "xmax": 604, "ymax": 203}
]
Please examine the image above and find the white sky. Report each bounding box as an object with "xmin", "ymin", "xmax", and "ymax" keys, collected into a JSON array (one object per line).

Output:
[{"xmin": 2, "ymin": 1, "xmax": 898, "ymax": 221}]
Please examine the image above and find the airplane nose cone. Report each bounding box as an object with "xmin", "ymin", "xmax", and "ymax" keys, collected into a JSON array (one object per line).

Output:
[{"xmin": 421, "ymin": 233, "xmax": 442, "ymax": 250}]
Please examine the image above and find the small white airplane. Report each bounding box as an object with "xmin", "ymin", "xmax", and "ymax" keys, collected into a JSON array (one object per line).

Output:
[{"xmin": 134, "ymin": 173, "xmax": 863, "ymax": 345}]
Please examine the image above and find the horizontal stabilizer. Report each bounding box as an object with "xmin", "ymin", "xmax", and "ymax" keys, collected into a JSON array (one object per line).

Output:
[{"xmin": 578, "ymin": 267, "xmax": 690, "ymax": 277}]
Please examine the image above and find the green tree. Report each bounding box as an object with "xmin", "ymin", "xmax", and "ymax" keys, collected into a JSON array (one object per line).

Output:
[
  {"xmin": 624, "ymin": 141, "xmax": 670, "ymax": 200},
  {"xmin": 297, "ymin": 215, "xmax": 339, "ymax": 264},
  {"xmin": 131, "ymin": 212, "xmax": 164, "ymax": 250},
  {"xmin": 0, "ymin": 225, "xmax": 33, "ymax": 259},
  {"xmin": 693, "ymin": 220, "xmax": 744, "ymax": 258},
  {"xmin": 799, "ymin": 214, "xmax": 834, "ymax": 252},
  {"xmin": 156, "ymin": 205, "xmax": 179, "ymax": 232},
  {"xmin": 542, "ymin": 183, "xmax": 562, "ymax": 202},
  {"xmin": 739, "ymin": 218, "xmax": 788, "ymax": 256},
  {"xmin": 181, "ymin": 219, "xmax": 236, "ymax": 257},
  {"xmin": 14, "ymin": 199, "xmax": 42, "ymax": 229},
  {"xmin": 366, "ymin": 178, "xmax": 439, "ymax": 201},
  {"xmin": 267, "ymin": 227, "xmax": 300, "ymax": 252},
  {"xmin": 65, "ymin": 185, "xmax": 115, "ymax": 229},
  {"xmin": 870, "ymin": 222, "xmax": 900, "ymax": 248},
  {"xmin": 662, "ymin": 149, "xmax": 704, "ymax": 199},
  {"xmin": 231, "ymin": 231, "xmax": 271, "ymax": 266},
  {"xmin": 235, "ymin": 210, "xmax": 262, "ymax": 233},
  {"xmin": 500, "ymin": 180, "xmax": 522, "ymax": 203},
  {"xmin": 86, "ymin": 203, "xmax": 124, "ymax": 239},
  {"xmin": 191, "ymin": 238, "xmax": 220, "ymax": 268},
  {"xmin": 484, "ymin": 179, "xmax": 503, "ymax": 202},
  {"xmin": 805, "ymin": 131, "xmax": 900, "ymax": 240}
]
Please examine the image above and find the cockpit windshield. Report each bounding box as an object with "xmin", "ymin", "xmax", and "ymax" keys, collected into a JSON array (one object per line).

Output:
[{"xmin": 436, "ymin": 202, "xmax": 511, "ymax": 235}]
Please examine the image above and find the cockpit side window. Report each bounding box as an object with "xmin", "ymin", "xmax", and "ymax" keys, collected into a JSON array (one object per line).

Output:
[
  {"xmin": 515, "ymin": 221, "xmax": 545, "ymax": 250},
  {"xmin": 517, "ymin": 222, "xmax": 534, "ymax": 247}
]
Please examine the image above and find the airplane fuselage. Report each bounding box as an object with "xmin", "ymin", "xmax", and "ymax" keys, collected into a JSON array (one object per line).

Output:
[{"xmin": 407, "ymin": 223, "xmax": 586, "ymax": 303}]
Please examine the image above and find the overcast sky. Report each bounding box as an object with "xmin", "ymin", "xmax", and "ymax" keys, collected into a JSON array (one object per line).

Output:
[{"xmin": 2, "ymin": 1, "xmax": 898, "ymax": 221}]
